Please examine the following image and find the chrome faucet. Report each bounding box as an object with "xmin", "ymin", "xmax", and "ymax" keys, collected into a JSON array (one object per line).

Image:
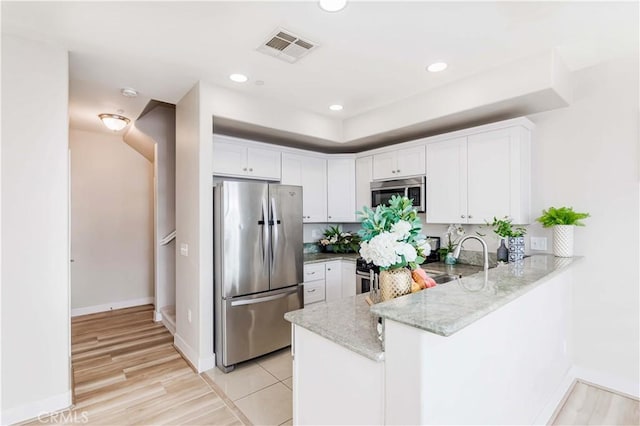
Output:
[{"xmin": 453, "ymin": 235, "xmax": 489, "ymax": 271}]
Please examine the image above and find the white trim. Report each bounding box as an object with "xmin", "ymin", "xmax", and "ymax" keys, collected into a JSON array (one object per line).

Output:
[
  {"xmin": 153, "ymin": 310, "xmax": 163, "ymax": 322},
  {"xmin": 533, "ymin": 369, "xmax": 576, "ymax": 425},
  {"xmin": 0, "ymin": 390, "xmax": 72, "ymax": 425},
  {"xmin": 70, "ymin": 297, "xmax": 154, "ymax": 317},
  {"xmin": 173, "ymin": 333, "xmax": 215, "ymax": 373},
  {"xmin": 572, "ymin": 365, "xmax": 640, "ymax": 399}
]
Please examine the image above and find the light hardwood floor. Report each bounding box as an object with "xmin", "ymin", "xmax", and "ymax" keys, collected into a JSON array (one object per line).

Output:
[
  {"xmin": 551, "ymin": 381, "xmax": 639, "ymax": 425},
  {"xmin": 30, "ymin": 305, "xmax": 248, "ymax": 425}
]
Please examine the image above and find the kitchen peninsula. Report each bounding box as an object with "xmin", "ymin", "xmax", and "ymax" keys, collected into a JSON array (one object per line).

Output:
[{"xmin": 285, "ymin": 254, "xmax": 581, "ymax": 425}]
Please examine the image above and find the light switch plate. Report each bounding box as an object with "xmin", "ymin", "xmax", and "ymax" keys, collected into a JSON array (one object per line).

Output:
[
  {"xmin": 530, "ymin": 237, "xmax": 547, "ymax": 251},
  {"xmin": 180, "ymin": 243, "xmax": 189, "ymax": 256}
]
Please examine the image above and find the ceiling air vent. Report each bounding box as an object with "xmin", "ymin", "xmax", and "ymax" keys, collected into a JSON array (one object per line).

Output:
[{"xmin": 257, "ymin": 28, "xmax": 318, "ymax": 63}]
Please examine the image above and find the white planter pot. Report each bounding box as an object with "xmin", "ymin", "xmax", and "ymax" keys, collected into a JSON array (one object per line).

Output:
[{"xmin": 553, "ymin": 225, "xmax": 574, "ymax": 257}]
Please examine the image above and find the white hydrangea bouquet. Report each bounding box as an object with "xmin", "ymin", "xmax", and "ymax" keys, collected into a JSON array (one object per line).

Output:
[{"xmin": 358, "ymin": 196, "xmax": 431, "ymax": 271}]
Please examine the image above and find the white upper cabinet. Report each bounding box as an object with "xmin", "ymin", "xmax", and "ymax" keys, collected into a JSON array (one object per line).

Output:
[
  {"xmin": 212, "ymin": 136, "xmax": 281, "ymax": 180},
  {"xmin": 372, "ymin": 145, "xmax": 426, "ymax": 180},
  {"xmin": 426, "ymin": 125, "xmax": 531, "ymax": 225},
  {"xmin": 355, "ymin": 156, "xmax": 373, "ymax": 213},
  {"xmin": 327, "ymin": 158, "xmax": 356, "ymax": 222},
  {"xmin": 281, "ymin": 153, "xmax": 327, "ymax": 223}
]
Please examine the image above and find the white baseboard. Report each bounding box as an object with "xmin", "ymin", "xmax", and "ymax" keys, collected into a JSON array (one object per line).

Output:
[
  {"xmin": 154, "ymin": 310, "xmax": 163, "ymax": 322},
  {"xmin": 533, "ymin": 369, "xmax": 576, "ymax": 425},
  {"xmin": 162, "ymin": 315, "xmax": 176, "ymax": 336},
  {"xmin": 173, "ymin": 333, "xmax": 215, "ymax": 373},
  {"xmin": 71, "ymin": 297, "xmax": 154, "ymax": 317},
  {"xmin": 0, "ymin": 390, "xmax": 71, "ymax": 425},
  {"xmin": 572, "ymin": 365, "xmax": 640, "ymax": 399}
]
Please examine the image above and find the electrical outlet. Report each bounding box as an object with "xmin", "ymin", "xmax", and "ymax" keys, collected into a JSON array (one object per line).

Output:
[
  {"xmin": 180, "ymin": 243, "xmax": 189, "ymax": 256},
  {"xmin": 187, "ymin": 309, "xmax": 192, "ymax": 323},
  {"xmin": 530, "ymin": 237, "xmax": 547, "ymax": 251}
]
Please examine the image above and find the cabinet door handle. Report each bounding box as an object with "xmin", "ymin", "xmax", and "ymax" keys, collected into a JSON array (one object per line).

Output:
[
  {"xmin": 242, "ymin": 167, "xmax": 247, "ymax": 171},
  {"xmin": 468, "ymin": 215, "xmax": 473, "ymax": 219},
  {"xmin": 461, "ymin": 215, "xmax": 466, "ymax": 218},
  {"xmin": 249, "ymin": 168, "xmax": 253, "ymax": 172},
  {"xmin": 391, "ymin": 170, "xmax": 396, "ymax": 174},
  {"xmin": 327, "ymin": 268, "xmax": 331, "ymax": 271},
  {"xmin": 397, "ymin": 169, "xmax": 401, "ymax": 173},
  {"xmin": 307, "ymin": 271, "xmax": 316, "ymax": 275},
  {"xmin": 307, "ymin": 288, "xmax": 316, "ymax": 293}
]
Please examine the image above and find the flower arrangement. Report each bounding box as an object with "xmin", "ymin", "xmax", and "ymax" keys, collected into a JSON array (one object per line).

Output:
[
  {"xmin": 357, "ymin": 196, "xmax": 431, "ymax": 270},
  {"xmin": 318, "ymin": 225, "xmax": 360, "ymax": 253},
  {"xmin": 439, "ymin": 223, "xmax": 466, "ymax": 257}
]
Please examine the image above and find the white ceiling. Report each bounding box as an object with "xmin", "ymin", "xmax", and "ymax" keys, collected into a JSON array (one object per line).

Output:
[{"xmin": 2, "ymin": 1, "xmax": 638, "ymax": 139}]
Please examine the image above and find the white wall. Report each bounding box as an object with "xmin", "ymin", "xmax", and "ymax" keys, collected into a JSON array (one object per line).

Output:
[
  {"xmin": 69, "ymin": 129, "xmax": 154, "ymax": 314},
  {"xmin": 175, "ymin": 83, "xmax": 215, "ymax": 371},
  {"xmin": 135, "ymin": 105, "xmax": 176, "ymax": 317},
  {"xmin": 1, "ymin": 35, "xmax": 71, "ymax": 423},
  {"xmin": 527, "ymin": 55, "xmax": 639, "ymax": 388}
]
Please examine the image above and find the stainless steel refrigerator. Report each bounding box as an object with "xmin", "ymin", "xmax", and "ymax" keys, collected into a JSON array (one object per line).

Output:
[{"xmin": 214, "ymin": 181, "xmax": 303, "ymax": 372}]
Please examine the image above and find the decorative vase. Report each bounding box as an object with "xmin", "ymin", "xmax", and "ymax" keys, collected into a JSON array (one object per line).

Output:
[
  {"xmin": 379, "ymin": 268, "xmax": 412, "ymax": 301},
  {"xmin": 508, "ymin": 237, "xmax": 525, "ymax": 262},
  {"xmin": 553, "ymin": 225, "xmax": 574, "ymax": 257},
  {"xmin": 444, "ymin": 252, "xmax": 457, "ymax": 265},
  {"xmin": 497, "ymin": 239, "xmax": 509, "ymax": 262}
]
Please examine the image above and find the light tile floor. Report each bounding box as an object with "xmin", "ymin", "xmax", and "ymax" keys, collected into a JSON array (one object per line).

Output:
[{"xmin": 204, "ymin": 348, "xmax": 293, "ymax": 426}]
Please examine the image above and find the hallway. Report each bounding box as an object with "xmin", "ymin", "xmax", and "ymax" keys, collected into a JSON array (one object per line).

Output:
[{"xmin": 33, "ymin": 305, "xmax": 246, "ymax": 425}]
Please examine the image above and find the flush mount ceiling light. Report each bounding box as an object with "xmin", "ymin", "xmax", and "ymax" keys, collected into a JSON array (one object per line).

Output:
[
  {"xmin": 427, "ymin": 62, "xmax": 448, "ymax": 72},
  {"xmin": 329, "ymin": 104, "xmax": 343, "ymax": 111},
  {"xmin": 120, "ymin": 87, "xmax": 138, "ymax": 97},
  {"xmin": 319, "ymin": 0, "xmax": 347, "ymax": 12},
  {"xmin": 229, "ymin": 73, "xmax": 248, "ymax": 83},
  {"xmin": 98, "ymin": 113, "xmax": 130, "ymax": 131}
]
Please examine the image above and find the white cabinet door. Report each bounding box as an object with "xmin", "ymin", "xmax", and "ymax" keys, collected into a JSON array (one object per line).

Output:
[
  {"xmin": 372, "ymin": 151, "xmax": 397, "ymax": 180},
  {"xmin": 396, "ymin": 145, "xmax": 426, "ymax": 177},
  {"xmin": 467, "ymin": 129, "xmax": 512, "ymax": 224},
  {"xmin": 303, "ymin": 280, "xmax": 325, "ymax": 306},
  {"xmin": 324, "ymin": 261, "xmax": 342, "ymax": 302},
  {"xmin": 327, "ymin": 158, "xmax": 356, "ymax": 222},
  {"xmin": 426, "ymin": 138, "xmax": 468, "ymax": 224},
  {"xmin": 212, "ymin": 141, "xmax": 247, "ymax": 176},
  {"xmin": 282, "ymin": 154, "xmax": 327, "ymax": 223},
  {"xmin": 355, "ymin": 156, "xmax": 373, "ymax": 213},
  {"xmin": 341, "ymin": 261, "xmax": 356, "ymax": 298},
  {"xmin": 247, "ymin": 147, "xmax": 281, "ymax": 180}
]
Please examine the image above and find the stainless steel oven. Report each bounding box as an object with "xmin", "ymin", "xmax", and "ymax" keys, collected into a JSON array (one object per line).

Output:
[
  {"xmin": 355, "ymin": 258, "xmax": 377, "ymax": 294},
  {"xmin": 370, "ymin": 176, "xmax": 426, "ymax": 212}
]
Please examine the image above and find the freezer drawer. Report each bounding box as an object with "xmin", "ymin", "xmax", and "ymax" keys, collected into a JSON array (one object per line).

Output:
[{"xmin": 219, "ymin": 285, "xmax": 302, "ymax": 368}]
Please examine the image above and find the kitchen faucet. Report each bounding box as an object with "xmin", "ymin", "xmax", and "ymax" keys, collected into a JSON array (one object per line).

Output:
[{"xmin": 452, "ymin": 235, "xmax": 489, "ymax": 271}]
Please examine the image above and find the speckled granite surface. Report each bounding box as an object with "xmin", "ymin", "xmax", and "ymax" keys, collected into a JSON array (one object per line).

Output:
[
  {"xmin": 303, "ymin": 252, "xmax": 359, "ymax": 263},
  {"xmin": 284, "ymin": 293, "xmax": 384, "ymax": 362},
  {"xmin": 371, "ymin": 254, "xmax": 581, "ymax": 337}
]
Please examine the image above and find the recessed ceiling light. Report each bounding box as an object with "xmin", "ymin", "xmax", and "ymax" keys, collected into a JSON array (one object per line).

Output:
[
  {"xmin": 98, "ymin": 113, "xmax": 130, "ymax": 131},
  {"xmin": 427, "ymin": 62, "xmax": 448, "ymax": 73},
  {"xmin": 120, "ymin": 87, "xmax": 138, "ymax": 97},
  {"xmin": 319, "ymin": 0, "xmax": 347, "ymax": 12},
  {"xmin": 329, "ymin": 104, "xmax": 343, "ymax": 111},
  {"xmin": 229, "ymin": 73, "xmax": 248, "ymax": 83}
]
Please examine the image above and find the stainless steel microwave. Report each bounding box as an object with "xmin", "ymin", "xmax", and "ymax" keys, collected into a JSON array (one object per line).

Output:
[{"xmin": 370, "ymin": 176, "xmax": 426, "ymax": 212}]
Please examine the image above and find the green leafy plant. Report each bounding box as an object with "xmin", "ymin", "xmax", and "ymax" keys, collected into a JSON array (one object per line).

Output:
[
  {"xmin": 439, "ymin": 223, "xmax": 465, "ymax": 257},
  {"xmin": 318, "ymin": 225, "xmax": 360, "ymax": 253},
  {"xmin": 357, "ymin": 196, "xmax": 430, "ymax": 270},
  {"xmin": 485, "ymin": 216, "xmax": 527, "ymax": 238},
  {"xmin": 536, "ymin": 207, "xmax": 590, "ymax": 227}
]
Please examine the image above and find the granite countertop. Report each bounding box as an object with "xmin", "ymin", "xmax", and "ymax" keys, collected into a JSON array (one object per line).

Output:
[
  {"xmin": 284, "ymin": 293, "xmax": 384, "ymax": 362},
  {"xmin": 371, "ymin": 254, "xmax": 581, "ymax": 337},
  {"xmin": 303, "ymin": 252, "xmax": 360, "ymax": 263}
]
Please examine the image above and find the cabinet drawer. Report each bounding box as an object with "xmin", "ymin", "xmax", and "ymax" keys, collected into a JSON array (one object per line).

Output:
[
  {"xmin": 303, "ymin": 281, "xmax": 325, "ymax": 306},
  {"xmin": 303, "ymin": 263, "xmax": 326, "ymax": 282}
]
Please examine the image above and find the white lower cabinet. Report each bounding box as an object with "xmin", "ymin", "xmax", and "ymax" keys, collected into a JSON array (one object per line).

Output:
[
  {"xmin": 324, "ymin": 261, "xmax": 342, "ymax": 302},
  {"xmin": 303, "ymin": 260, "xmax": 355, "ymax": 306}
]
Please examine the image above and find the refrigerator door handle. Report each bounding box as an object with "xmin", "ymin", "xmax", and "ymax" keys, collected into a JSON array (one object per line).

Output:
[
  {"xmin": 261, "ymin": 200, "xmax": 269, "ymax": 266},
  {"xmin": 230, "ymin": 288, "xmax": 298, "ymax": 307},
  {"xmin": 270, "ymin": 196, "xmax": 279, "ymax": 269}
]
